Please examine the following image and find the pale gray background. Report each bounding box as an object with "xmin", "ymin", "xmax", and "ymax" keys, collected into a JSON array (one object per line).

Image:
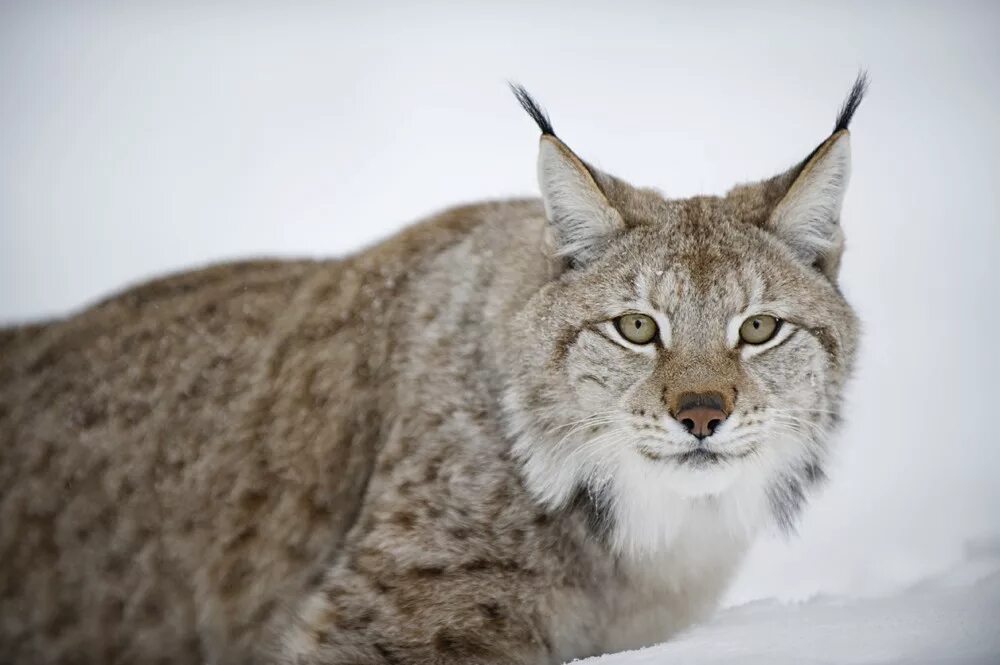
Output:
[{"xmin": 2, "ymin": 0, "xmax": 998, "ymax": 605}]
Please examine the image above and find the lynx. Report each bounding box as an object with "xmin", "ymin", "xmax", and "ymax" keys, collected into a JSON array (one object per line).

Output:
[{"xmin": 0, "ymin": 77, "xmax": 866, "ymax": 664}]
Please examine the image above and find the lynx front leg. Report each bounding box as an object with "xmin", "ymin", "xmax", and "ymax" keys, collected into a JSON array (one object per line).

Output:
[{"xmin": 280, "ymin": 559, "xmax": 554, "ymax": 665}]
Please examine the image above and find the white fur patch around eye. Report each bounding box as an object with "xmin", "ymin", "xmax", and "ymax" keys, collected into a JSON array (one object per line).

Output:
[{"xmin": 648, "ymin": 309, "xmax": 673, "ymax": 349}]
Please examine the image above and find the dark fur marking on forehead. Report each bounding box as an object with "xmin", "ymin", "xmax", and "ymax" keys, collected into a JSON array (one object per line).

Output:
[
  {"xmin": 509, "ymin": 83, "xmax": 555, "ymax": 136},
  {"xmin": 833, "ymin": 71, "xmax": 869, "ymax": 134}
]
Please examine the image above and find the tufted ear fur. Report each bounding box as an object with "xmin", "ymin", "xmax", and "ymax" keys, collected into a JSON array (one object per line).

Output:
[
  {"xmin": 511, "ymin": 84, "xmax": 625, "ymax": 268},
  {"xmin": 536, "ymin": 136, "xmax": 625, "ymax": 266},
  {"xmin": 728, "ymin": 73, "xmax": 867, "ymax": 279},
  {"xmin": 766, "ymin": 130, "xmax": 852, "ymax": 277}
]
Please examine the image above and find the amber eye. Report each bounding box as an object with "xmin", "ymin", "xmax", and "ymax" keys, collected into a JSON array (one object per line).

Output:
[
  {"xmin": 614, "ymin": 314, "xmax": 658, "ymax": 345},
  {"xmin": 739, "ymin": 315, "xmax": 782, "ymax": 345}
]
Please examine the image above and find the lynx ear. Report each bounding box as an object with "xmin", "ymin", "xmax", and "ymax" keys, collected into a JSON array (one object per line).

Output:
[
  {"xmin": 767, "ymin": 131, "xmax": 851, "ymax": 276},
  {"xmin": 511, "ymin": 84, "xmax": 624, "ymax": 267},
  {"xmin": 536, "ymin": 136, "xmax": 625, "ymax": 266},
  {"xmin": 731, "ymin": 73, "xmax": 867, "ymax": 279}
]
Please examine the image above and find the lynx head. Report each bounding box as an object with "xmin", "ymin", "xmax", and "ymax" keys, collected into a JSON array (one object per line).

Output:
[{"xmin": 503, "ymin": 77, "xmax": 866, "ymax": 557}]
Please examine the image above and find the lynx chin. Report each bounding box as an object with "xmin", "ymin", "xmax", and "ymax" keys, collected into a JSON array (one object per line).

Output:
[{"xmin": 0, "ymin": 75, "xmax": 866, "ymax": 664}]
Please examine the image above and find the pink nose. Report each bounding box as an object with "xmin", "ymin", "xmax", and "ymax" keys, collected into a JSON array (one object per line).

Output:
[{"xmin": 673, "ymin": 392, "xmax": 728, "ymax": 440}]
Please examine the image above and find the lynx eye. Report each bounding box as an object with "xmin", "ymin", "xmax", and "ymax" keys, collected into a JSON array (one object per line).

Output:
[
  {"xmin": 739, "ymin": 315, "xmax": 781, "ymax": 345},
  {"xmin": 614, "ymin": 314, "xmax": 658, "ymax": 345}
]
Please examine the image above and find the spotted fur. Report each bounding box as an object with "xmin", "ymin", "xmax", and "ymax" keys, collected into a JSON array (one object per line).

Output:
[{"xmin": 0, "ymin": 81, "xmax": 863, "ymax": 663}]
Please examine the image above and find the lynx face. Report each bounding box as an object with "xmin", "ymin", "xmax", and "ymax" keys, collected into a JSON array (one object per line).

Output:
[{"xmin": 503, "ymin": 82, "xmax": 863, "ymax": 556}]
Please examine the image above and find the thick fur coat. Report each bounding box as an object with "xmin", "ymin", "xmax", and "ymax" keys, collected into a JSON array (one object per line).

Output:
[{"xmin": 0, "ymin": 78, "xmax": 865, "ymax": 664}]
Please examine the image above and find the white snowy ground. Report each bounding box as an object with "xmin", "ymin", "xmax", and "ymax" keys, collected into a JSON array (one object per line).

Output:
[{"xmin": 588, "ymin": 539, "xmax": 1000, "ymax": 664}]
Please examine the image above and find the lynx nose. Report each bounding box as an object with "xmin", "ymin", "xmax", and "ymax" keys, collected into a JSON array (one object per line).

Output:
[{"xmin": 673, "ymin": 392, "xmax": 728, "ymax": 440}]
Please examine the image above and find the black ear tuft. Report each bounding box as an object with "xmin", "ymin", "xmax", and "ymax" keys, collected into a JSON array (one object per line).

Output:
[
  {"xmin": 509, "ymin": 82, "xmax": 555, "ymax": 136},
  {"xmin": 833, "ymin": 71, "xmax": 869, "ymax": 133}
]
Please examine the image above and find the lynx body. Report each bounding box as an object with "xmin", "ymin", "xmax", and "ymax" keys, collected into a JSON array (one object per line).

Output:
[{"xmin": 0, "ymin": 80, "xmax": 865, "ymax": 664}]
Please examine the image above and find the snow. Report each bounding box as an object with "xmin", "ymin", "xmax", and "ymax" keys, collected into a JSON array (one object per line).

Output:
[{"xmin": 588, "ymin": 539, "xmax": 1000, "ymax": 664}]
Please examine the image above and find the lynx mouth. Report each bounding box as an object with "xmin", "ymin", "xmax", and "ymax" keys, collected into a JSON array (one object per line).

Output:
[
  {"xmin": 636, "ymin": 444, "xmax": 755, "ymax": 467},
  {"xmin": 671, "ymin": 449, "xmax": 726, "ymax": 466}
]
